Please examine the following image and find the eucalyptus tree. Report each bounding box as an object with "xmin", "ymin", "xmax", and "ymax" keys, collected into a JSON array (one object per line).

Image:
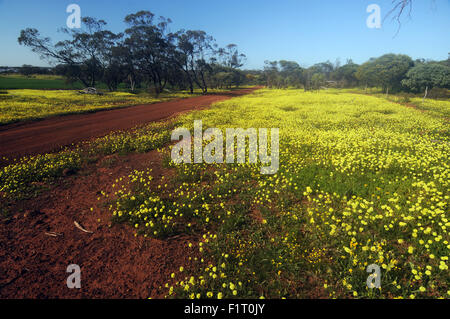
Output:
[
  {"xmin": 335, "ymin": 61, "xmax": 359, "ymax": 88},
  {"xmin": 278, "ymin": 60, "xmax": 304, "ymax": 88},
  {"xmin": 171, "ymin": 30, "xmax": 217, "ymax": 93},
  {"xmin": 123, "ymin": 11, "xmax": 175, "ymax": 96},
  {"xmin": 402, "ymin": 63, "xmax": 450, "ymax": 98},
  {"xmin": 18, "ymin": 17, "xmax": 122, "ymax": 88}
]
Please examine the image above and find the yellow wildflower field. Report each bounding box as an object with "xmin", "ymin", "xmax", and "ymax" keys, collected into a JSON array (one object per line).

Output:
[{"xmin": 161, "ymin": 89, "xmax": 448, "ymax": 299}]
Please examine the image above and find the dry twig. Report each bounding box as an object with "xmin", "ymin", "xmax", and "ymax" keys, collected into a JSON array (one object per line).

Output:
[{"xmin": 74, "ymin": 221, "xmax": 93, "ymax": 233}]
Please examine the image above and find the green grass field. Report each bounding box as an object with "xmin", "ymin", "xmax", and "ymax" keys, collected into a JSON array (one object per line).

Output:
[
  {"xmin": 0, "ymin": 74, "xmax": 84, "ymax": 90},
  {"xmin": 1, "ymin": 88, "xmax": 448, "ymax": 299}
]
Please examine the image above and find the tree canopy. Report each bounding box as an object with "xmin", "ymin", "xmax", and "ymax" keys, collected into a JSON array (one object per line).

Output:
[
  {"xmin": 18, "ymin": 11, "xmax": 248, "ymax": 95},
  {"xmin": 402, "ymin": 63, "xmax": 450, "ymax": 93}
]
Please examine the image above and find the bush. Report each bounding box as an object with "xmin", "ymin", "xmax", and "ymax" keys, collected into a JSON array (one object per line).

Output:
[{"xmin": 427, "ymin": 87, "xmax": 450, "ymax": 99}]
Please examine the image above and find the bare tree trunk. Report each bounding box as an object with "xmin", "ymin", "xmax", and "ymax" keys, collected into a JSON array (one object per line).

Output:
[
  {"xmin": 128, "ymin": 75, "xmax": 135, "ymax": 92},
  {"xmin": 422, "ymin": 86, "xmax": 428, "ymax": 102},
  {"xmin": 200, "ymin": 72, "xmax": 208, "ymax": 94},
  {"xmin": 385, "ymin": 87, "xmax": 389, "ymax": 98}
]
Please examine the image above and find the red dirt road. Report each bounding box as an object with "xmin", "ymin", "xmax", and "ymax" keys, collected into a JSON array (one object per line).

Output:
[{"xmin": 0, "ymin": 87, "xmax": 259, "ymax": 161}]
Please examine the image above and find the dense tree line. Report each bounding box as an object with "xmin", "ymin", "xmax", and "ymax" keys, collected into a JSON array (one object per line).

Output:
[
  {"xmin": 18, "ymin": 11, "xmax": 247, "ymax": 95},
  {"xmin": 260, "ymin": 53, "xmax": 450, "ymax": 97}
]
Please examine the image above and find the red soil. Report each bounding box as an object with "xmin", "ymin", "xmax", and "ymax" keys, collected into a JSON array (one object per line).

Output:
[{"xmin": 0, "ymin": 150, "xmax": 197, "ymax": 298}]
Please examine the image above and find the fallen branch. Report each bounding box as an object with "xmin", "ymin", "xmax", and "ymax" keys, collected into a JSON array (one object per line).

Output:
[
  {"xmin": 44, "ymin": 231, "xmax": 62, "ymax": 237},
  {"xmin": 74, "ymin": 221, "xmax": 93, "ymax": 233}
]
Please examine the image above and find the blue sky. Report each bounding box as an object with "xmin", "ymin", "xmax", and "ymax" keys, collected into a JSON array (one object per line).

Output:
[{"xmin": 0, "ymin": 0, "xmax": 448, "ymax": 69}]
